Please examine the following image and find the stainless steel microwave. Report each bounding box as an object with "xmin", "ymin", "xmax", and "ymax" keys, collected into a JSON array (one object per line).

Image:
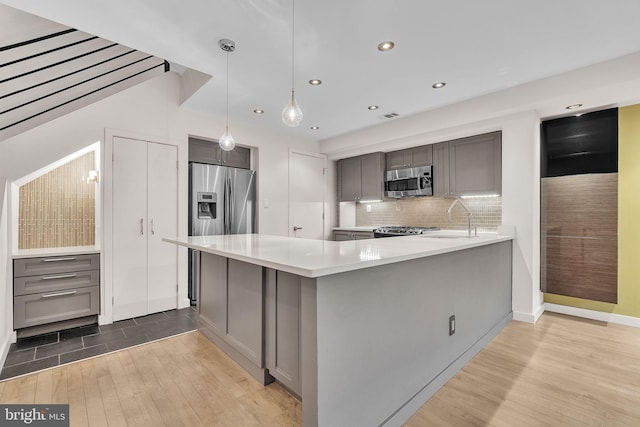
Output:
[{"xmin": 384, "ymin": 165, "xmax": 433, "ymax": 198}]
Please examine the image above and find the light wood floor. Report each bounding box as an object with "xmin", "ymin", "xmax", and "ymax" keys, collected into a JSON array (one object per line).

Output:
[
  {"xmin": 1, "ymin": 312, "xmax": 640, "ymax": 426},
  {"xmin": 407, "ymin": 312, "xmax": 640, "ymax": 426},
  {"xmin": 0, "ymin": 331, "xmax": 301, "ymax": 426}
]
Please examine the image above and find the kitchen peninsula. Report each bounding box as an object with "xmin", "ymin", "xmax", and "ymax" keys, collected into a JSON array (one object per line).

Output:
[{"xmin": 164, "ymin": 233, "xmax": 513, "ymax": 427}]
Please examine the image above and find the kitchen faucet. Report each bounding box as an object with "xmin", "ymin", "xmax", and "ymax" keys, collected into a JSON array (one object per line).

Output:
[{"xmin": 447, "ymin": 197, "xmax": 473, "ymax": 237}]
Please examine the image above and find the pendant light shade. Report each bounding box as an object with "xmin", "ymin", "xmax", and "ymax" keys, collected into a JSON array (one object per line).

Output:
[
  {"xmin": 282, "ymin": 0, "xmax": 303, "ymax": 127},
  {"xmin": 282, "ymin": 89, "xmax": 303, "ymax": 127},
  {"xmin": 219, "ymin": 128, "xmax": 235, "ymax": 151},
  {"xmin": 219, "ymin": 39, "xmax": 236, "ymax": 151}
]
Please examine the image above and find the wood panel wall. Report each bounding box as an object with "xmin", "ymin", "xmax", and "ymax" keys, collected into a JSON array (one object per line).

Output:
[
  {"xmin": 19, "ymin": 152, "xmax": 96, "ymax": 249},
  {"xmin": 541, "ymin": 173, "xmax": 618, "ymax": 303}
]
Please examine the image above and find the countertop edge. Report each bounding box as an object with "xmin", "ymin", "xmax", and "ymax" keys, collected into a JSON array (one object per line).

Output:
[
  {"xmin": 13, "ymin": 246, "xmax": 101, "ymax": 259},
  {"xmin": 163, "ymin": 235, "xmax": 513, "ymax": 278}
]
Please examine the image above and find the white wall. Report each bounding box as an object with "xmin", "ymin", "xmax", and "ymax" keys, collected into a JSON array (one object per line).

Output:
[
  {"xmin": 320, "ymin": 52, "xmax": 640, "ymax": 322},
  {"xmin": 0, "ymin": 71, "xmax": 331, "ymax": 327},
  {"xmin": 0, "ymin": 178, "xmax": 14, "ymax": 367}
]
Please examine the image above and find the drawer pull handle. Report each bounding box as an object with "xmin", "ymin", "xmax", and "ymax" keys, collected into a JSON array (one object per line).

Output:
[
  {"xmin": 42, "ymin": 274, "xmax": 78, "ymax": 280},
  {"xmin": 42, "ymin": 290, "xmax": 77, "ymax": 298},
  {"xmin": 43, "ymin": 257, "xmax": 77, "ymax": 262}
]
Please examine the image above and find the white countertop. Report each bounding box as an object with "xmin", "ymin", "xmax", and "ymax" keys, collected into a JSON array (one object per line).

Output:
[
  {"xmin": 163, "ymin": 231, "xmax": 512, "ymax": 278},
  {"xmin": 13, "ymin": 245, "xmax": 101, "ymax": 259}
]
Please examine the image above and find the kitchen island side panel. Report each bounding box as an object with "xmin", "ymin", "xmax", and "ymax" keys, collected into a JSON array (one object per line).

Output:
[{"xmin": 314, "ymin": 241, "xmax": 512, "ymax": 427}]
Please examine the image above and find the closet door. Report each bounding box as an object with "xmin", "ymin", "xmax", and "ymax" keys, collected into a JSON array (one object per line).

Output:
[
  {"xmin": 112, "ymin": 137, "xmax": 149, "ymax": 321},
  {"xmin": 147, "ymin": 142, "xmax": 178, "ymax": 313}
]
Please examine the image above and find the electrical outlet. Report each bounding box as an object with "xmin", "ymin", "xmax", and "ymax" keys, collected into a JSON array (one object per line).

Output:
[
  {"xmin": 449, "ymin": 315, "xmax": 455, "ymax": 336},
  {"xmin": 366, "ymin": 204, "xmax": 372, "ymax": 213}
]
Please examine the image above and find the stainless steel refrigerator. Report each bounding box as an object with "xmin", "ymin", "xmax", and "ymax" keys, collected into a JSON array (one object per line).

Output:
[{"xmin": 188, "ymin": 162, "xmax": 256, "ymax": 303}]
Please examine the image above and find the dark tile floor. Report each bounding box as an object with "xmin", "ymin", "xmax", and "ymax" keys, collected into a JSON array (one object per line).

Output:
[{"xmin": 0, "ymin": 307, "xmax": 198, "ymax": 380}]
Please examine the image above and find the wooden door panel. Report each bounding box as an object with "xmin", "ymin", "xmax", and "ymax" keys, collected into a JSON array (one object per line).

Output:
[
  {"xmin": 541, "ymin": 174, "xmax": 617, "ymax": 239},
  {"xmin": 543, "ymin": 236, "xmax": 617, "ymax": 303}
]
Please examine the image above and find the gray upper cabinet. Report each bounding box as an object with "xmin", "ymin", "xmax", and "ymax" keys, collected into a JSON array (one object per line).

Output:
[
  {"xmin": 433, "ymin": 142, "xmax": 450, "ymax": 197},
  {"xmin": 433, "ymin": 132, "xmax": 501, "ymax": 197},
  {"xmin": 338, "ymin": 152, "xmax": 385, "ymax": 202},
  {"xmin": 222, "ymin": 146, "xmax": 251, "ymax": 169},
  {"xmin": 189, "ymin": 137, "xmax": 251, "ymax": 169},
  {"xmin": 386, "ymin": 145, "xmax": 433, "ymax": 170},
  {"xmin": 338, "ymin": 157, "xmax": 360, "ymax": 201}
]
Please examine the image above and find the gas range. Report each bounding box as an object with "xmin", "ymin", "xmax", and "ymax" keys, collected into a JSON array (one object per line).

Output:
[{"xmin": 373, "ymin": 225, "xmax": 440, "ymax": 238}]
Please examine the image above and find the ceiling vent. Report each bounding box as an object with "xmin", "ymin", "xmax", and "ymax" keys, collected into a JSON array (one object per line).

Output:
[{"xmin": 380, "ymin": 112, "xmax": 399, "ymax": 120}]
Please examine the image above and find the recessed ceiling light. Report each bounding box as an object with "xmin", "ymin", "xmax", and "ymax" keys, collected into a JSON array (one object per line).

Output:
[
  {"xmin": 432, "ymin": 82, "xmax": 446, "ymax": 89},
  {"xmin": 310, "ymin": 126, "xmax": 319, "ymax": 130},
  {"xmin": 368, "ymin": 105, "xmax": 379, "ymax": 110},
  {"xmin": 253, "ymin": 109, "xmax": 264, "ymax": 114},
  {"xmin": 377, "ymin": 41, "xmax": 395, "ymax": 52},
  {"xmin": 309, "ymin": 79, "xmax": 322, "ymax": 86},
  {"xmin": 566, "ymin": 103, "xmax": 583, "ymax": 110}
]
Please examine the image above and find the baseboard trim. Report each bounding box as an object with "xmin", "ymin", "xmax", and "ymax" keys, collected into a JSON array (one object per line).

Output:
[
  {"xmin": 383, "ymin": 311, "xmax": 513, "ymax": 427},
  {"xmin": 544, "ymin": 303, "xmax": 640, "ymax": 328},
  {"xmin": 0, "ymin": 330, "xmax": 17, "ymax": 370},
  {"xmin": 513, "ymin": 308, "xmax": 539, "ymax": 324}
]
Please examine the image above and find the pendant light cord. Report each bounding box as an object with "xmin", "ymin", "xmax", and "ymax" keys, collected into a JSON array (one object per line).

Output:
[
  {"xmin": 291, "ymin": 0, "xmax": 295, "ymax": 92},
  {"xmin": 226, "ymin": 50, "xmax": 230, "ymax": 133}
]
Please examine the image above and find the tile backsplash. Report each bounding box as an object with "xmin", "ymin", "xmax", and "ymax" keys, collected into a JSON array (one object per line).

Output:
[
  {"xmin": 19, "ymin": 152, "xmax": 96, "ymax": 249},
  {"xmin": 354, "ymin": 196, "xmax": 502, "ymax": 231}
]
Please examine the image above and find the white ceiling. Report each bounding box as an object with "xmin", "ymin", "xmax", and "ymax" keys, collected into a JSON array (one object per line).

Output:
[{"xmin": 3, "ymin": 0, "xmax": 640, "ymax": 141}]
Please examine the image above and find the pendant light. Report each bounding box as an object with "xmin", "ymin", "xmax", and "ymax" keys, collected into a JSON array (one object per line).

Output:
[
  {"xmin": 282, "ymin": 0, "xmax": 303, "ymax": 127},
  {"xmin": 219, "ymin": 38, "xmax": 236, "ymax": 151}
]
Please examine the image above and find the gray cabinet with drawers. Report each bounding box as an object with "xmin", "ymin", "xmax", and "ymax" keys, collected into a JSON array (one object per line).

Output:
[{"xmin": 13, "ymin": 253, "xmax": 100, "ymax": 337}]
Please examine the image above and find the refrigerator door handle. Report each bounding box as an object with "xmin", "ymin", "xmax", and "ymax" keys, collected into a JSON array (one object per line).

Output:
[
  {"xmin": 225, "ymin": 177, "xmax": 231, "ymax": 234},
  {"xmin": 229, "ymin": 178, "xmax": 235, "ymax": 233},
  {"xmin": 222, "ymin": 177, "xmax": 227, "ymax": 234}
]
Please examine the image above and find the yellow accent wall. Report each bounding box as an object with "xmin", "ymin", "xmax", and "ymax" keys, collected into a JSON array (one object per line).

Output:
[{"xmin": 544, "ymin": 104, "xmax": 640, "ymax": 318}]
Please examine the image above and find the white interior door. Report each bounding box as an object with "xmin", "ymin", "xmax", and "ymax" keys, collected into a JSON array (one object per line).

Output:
[
  {"xmin": 112, "ymin": 137, "xmax": 148, "ymax": 321},
  {"xmin": 289, "ymin": 151, "xmax": 326, "ymax": 239},
  {"xmin": 147, "ymin": 142, "xmax": 178, "ymax": 313}
]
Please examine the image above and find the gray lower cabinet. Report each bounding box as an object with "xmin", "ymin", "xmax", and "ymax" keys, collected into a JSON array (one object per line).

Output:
[
  {"xmin": 333, "ymin": 230, "xmax": 374, "ymax": 241},
  {"xmin": 14, "ymin": 287, "xmax": 99, "ymax": 330},
  {"xmin": 265, "ymin": 270, "xmax": 301, "ymax": 396},
  {"xmin": 226, "ymin": 258, "xmax": 263, "ymax": 366},
  {"xmin": 198, "ymin": 252, "xmax": 304, "ymax": 395},
  {"xmin": 13, "ymin": 253, "xmax": 100, "ymax": 336},
  {"xmin": 433, "ymin": 131, "xmax": 502, "ymax": 197},
  {"xmin": 198, "ymin": 253, "xmax": 266, "ymax": 380}
]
